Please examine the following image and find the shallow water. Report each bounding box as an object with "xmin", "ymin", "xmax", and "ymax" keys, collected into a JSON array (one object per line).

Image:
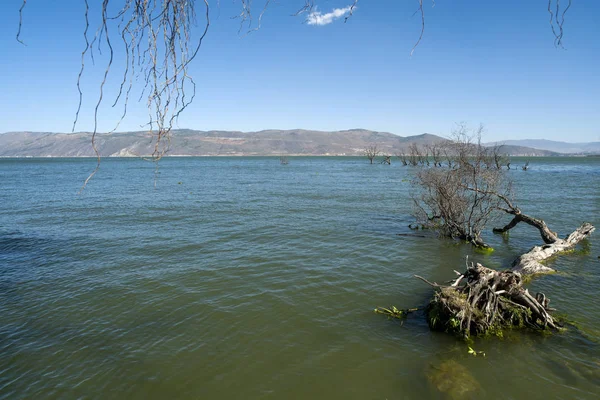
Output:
[{"xmin": 1, "ymin": 156, "xmax": 599, "ymax": 399}]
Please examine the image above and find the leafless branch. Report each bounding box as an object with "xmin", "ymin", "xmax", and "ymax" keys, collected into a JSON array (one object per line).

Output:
[
  {"xmin": 16, "ymin": 0, "xmax": 27, "ymax": 45},
  {"xmin": 411, "ymin": 123, "xmax": 512, "ymax": 248},
  {"xmin": 364, "ymin": 144, "xmax": 380, "ymax": 164},
  {"xmin": 70, "ymin": 0, "xmax": 211, "ymax": 190},
  {"xmin": 410, "ymin": 0, "xmax": 425, "ymax": 57},
  {"xmin": 548, "ymin": 0, "xmax": 572, "ymax": 47},
  {"xmin": 345, "ymin": 0, "xmax": 359, "ymax": 23}
]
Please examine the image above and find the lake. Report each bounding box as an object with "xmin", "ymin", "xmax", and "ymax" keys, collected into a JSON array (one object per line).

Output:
[{"xmin": 1, "ymin": 156, "xmax": 599, "ymax": 399}]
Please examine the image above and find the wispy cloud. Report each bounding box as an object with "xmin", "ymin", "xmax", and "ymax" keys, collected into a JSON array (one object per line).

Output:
[{"xmin": 306, "ymin": 6, "xmax": 354, "ymax": 26}]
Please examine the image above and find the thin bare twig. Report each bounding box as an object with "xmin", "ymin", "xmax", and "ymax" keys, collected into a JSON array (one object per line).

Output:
[
  {"xmin": 548, "ymin": 0, "xmax": 572, "ymax": 47},
  {"xmin": 410, "ymin": 0, "xmax": 425, "ymax": 57},
  {"xmin": 344, "ymin": 0, "xmax": 359, "ymax": 23},
  {"xmin": 16, "ymin": 0, "xmax": 27, "ymax": 45}
]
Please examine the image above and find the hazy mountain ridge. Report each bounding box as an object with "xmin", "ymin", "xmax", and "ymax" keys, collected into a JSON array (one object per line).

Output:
[
  {"xmin": 486, "ymin": 139, "xmax": 600, "ymax": 154},
  {"xmin": 0, "ymin": 129, "xmax": 560, "ymax": 157}
]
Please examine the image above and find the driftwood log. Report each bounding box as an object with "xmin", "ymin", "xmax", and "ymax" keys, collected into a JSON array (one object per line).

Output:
[
  {"xmin": 508, "ymin": 222, "xmax": 595, "ymax": 275},
  {"xmin": 415, "ymin": 219, "xmax": 595, "ymax": 338},
  {"xmin": 482, "ymin": 189, "xmax": 595, "ymax": 275}
]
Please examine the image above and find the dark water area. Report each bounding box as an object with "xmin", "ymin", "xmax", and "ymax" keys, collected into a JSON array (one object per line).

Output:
[{"xmin": 1, "ymin": 156, "xmax": 599, "ymax": 399}]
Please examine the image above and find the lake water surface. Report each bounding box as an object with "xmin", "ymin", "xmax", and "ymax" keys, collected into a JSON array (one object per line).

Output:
[{"xmin": 1, "ymin": 157, "xmax": 599, "ymax": 399}]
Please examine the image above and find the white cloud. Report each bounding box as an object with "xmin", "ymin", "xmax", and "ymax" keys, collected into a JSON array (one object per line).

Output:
[{"xmin": 306, "ymin": 6, "xmax": 354, "ymax": 26}]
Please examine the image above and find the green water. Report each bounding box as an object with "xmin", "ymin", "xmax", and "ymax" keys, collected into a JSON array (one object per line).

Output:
[{"xmin": 1, "ymin": 157, "xmax": 599, "ymax": 399}]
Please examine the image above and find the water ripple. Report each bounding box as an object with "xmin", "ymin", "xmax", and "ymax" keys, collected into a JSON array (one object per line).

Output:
[{"xmin": 0, "ymin": 157, "xmax": 599, "ymax": 399}]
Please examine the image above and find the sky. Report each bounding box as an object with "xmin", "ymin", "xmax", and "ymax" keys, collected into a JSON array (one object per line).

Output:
[{"xmin": 0, "ymin": 0, "xmax": 599, "ymax": 143}]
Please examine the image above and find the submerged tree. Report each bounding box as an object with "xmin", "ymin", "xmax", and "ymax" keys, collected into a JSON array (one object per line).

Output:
[
  {"xmin": 364, "ymin": 145, "xmax": 380, "ymax": 164},
  {"xmin": 396, "ymin": 151, "xmax": 409, "ymax": 166},
  {"xmin": 412, "ymin": 124, "xmax": 509, "ymax": 249},
  {"xmin": 407, "ymin": 143, "xmax": 421, "ymax": 166},
  {"xmin": 425, "ymin": 143, "xmax": 443, "ymax": 167},
  {"xmin": 489, "ymin": 145, "xmax": 510, "ymax": 170}
]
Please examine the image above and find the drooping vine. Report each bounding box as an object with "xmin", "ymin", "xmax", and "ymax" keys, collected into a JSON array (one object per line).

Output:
[
  {"xmin": 547, "ymin": 0, "xmax": 572, "ymax": 48},
  {"xmin": 75, "ymin": 0, "xmax": 211, "ymax": 189},
  {"xmin": 13, "ymin": 0, "xmax": 573, "ymax": 190}
]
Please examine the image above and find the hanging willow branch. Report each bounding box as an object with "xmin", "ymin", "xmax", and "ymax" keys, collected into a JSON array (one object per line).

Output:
[
  {"xmin": 234, "ymin": 0, "xmax": 273, "ymax": 35},
  {"xmin": 72, "ymin": 0, "xmax": 211, "ymax": 190},
  {"xmin": 16, "ymin": 0, "xmax": 27, "ymax": 45},
  {"xmin": 547, "ymin": 0, "xmax": 572, "ymax": 47}
]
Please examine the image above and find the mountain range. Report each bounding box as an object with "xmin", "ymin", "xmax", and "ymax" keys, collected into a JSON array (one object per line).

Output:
[
  {"xmin": 485, "ymin": 139, "xmax": 600, "ymax": 155},
  {"xmin": 0, "ymin": 129, "xmax": 590, "ymax": 157}
]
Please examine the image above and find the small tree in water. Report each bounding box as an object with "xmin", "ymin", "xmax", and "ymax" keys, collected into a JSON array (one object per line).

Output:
[
  {"xmin": 412, "ymin": 123, "xmax": 510, "ymax": 249},
  {"xmin": 364, "ymin": 145, "xmax": 380, "ymax": 164}
]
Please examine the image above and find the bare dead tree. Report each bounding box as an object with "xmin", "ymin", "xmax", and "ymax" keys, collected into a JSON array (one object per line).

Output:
[
  {"xmin": 426, "ymin": 143, "xmax": 442, "ymax": 167},
  {"xmin": 422, "ymin": 146, "xmax": 430, "ymax": 166},
  {"xmin": 396, "ymin": 151, "xmax": 409, "ymax": 166},
  {"xmin": 412, "ymin": 122, "xmax": 591, "ymax": 256},
  {"xmin": 408, "ymin": 143, "xmax": 421, "ymax": 166},
  {"xmin": 480, "ymin": 145, "xmax": 510, "ymax": 170},
  {"xmin": 381, "ymin": 155, "xmax": 391, "ymax": 165},
  {"xmin": 364, "ymin": 144, "xmax": 380, "ymax": 164},
  {"xmin": 480, "ymin": 147, "xmax": 493, "ymax": 169},
  {"xmin": 412, "ymin": 124, "xmax": 510, "ymax": 248},
  {"xmin": 522, "ymin": 161, "xmax": 530, "ymax": 171},
  {"xmin": 441, "ymin": 140, "xmax": 456, "ymax": 169},
  {"xmin": 494, "ymin": 145, "xmax": 509, "ymax": 169}
]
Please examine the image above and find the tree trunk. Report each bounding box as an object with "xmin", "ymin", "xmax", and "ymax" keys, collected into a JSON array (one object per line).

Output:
[
  {"xmin": 491, "ymin": 207, "xmax": 594, "ymax": 274},
  {"xmin": 510, "ymin": 222, "xmax": 595, "ymax": 275},
  {"xmin": 493, "ymin": 213, "xmax": 558, "ymax": 244}
]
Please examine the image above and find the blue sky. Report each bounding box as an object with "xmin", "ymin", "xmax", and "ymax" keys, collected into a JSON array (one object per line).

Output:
[{"xmin": 0, "ymin": 0, "xmax": 599, "ymax": 142}]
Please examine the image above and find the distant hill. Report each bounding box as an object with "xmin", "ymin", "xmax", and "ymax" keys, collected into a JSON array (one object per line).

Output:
[
  {"xmin": 0, "ymin": 129, "xmax": 557, "ymax": 157},
  {"xmin": 486, "ymin": 144, "xmax": 559, "ymax": 157},
  {"xmin": 486, "ymin": 139, "xmax": 600, "ymax": 155}
]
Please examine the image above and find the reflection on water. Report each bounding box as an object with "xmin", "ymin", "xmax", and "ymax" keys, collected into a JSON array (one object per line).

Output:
[{"xmin": 0, "ymin": 156, "xmax": 599, "ymax": 399}]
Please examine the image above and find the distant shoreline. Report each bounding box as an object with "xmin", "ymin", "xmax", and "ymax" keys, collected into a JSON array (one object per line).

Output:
[
  {"xmin": 1, "ymin": 154, "xmax": 597, "ymax": 159},
  {"xmin": 3, "ymin": 130, "xmax": 590, "ymax": 157}
]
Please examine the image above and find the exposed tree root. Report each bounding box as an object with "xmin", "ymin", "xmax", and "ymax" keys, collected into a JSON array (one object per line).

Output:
[
  {"xmin": 413, "ymin": 221, "xmax": 594, "ymax": 338},
  {"xmin": 421, "ymin": 262, "xmax": 559, "ymax": 338}
]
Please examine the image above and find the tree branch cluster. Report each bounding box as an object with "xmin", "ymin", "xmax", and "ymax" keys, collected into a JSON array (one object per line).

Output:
[{"xmin": 411, "ymin": 124, "xmax": 512, "ymax": 248}]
